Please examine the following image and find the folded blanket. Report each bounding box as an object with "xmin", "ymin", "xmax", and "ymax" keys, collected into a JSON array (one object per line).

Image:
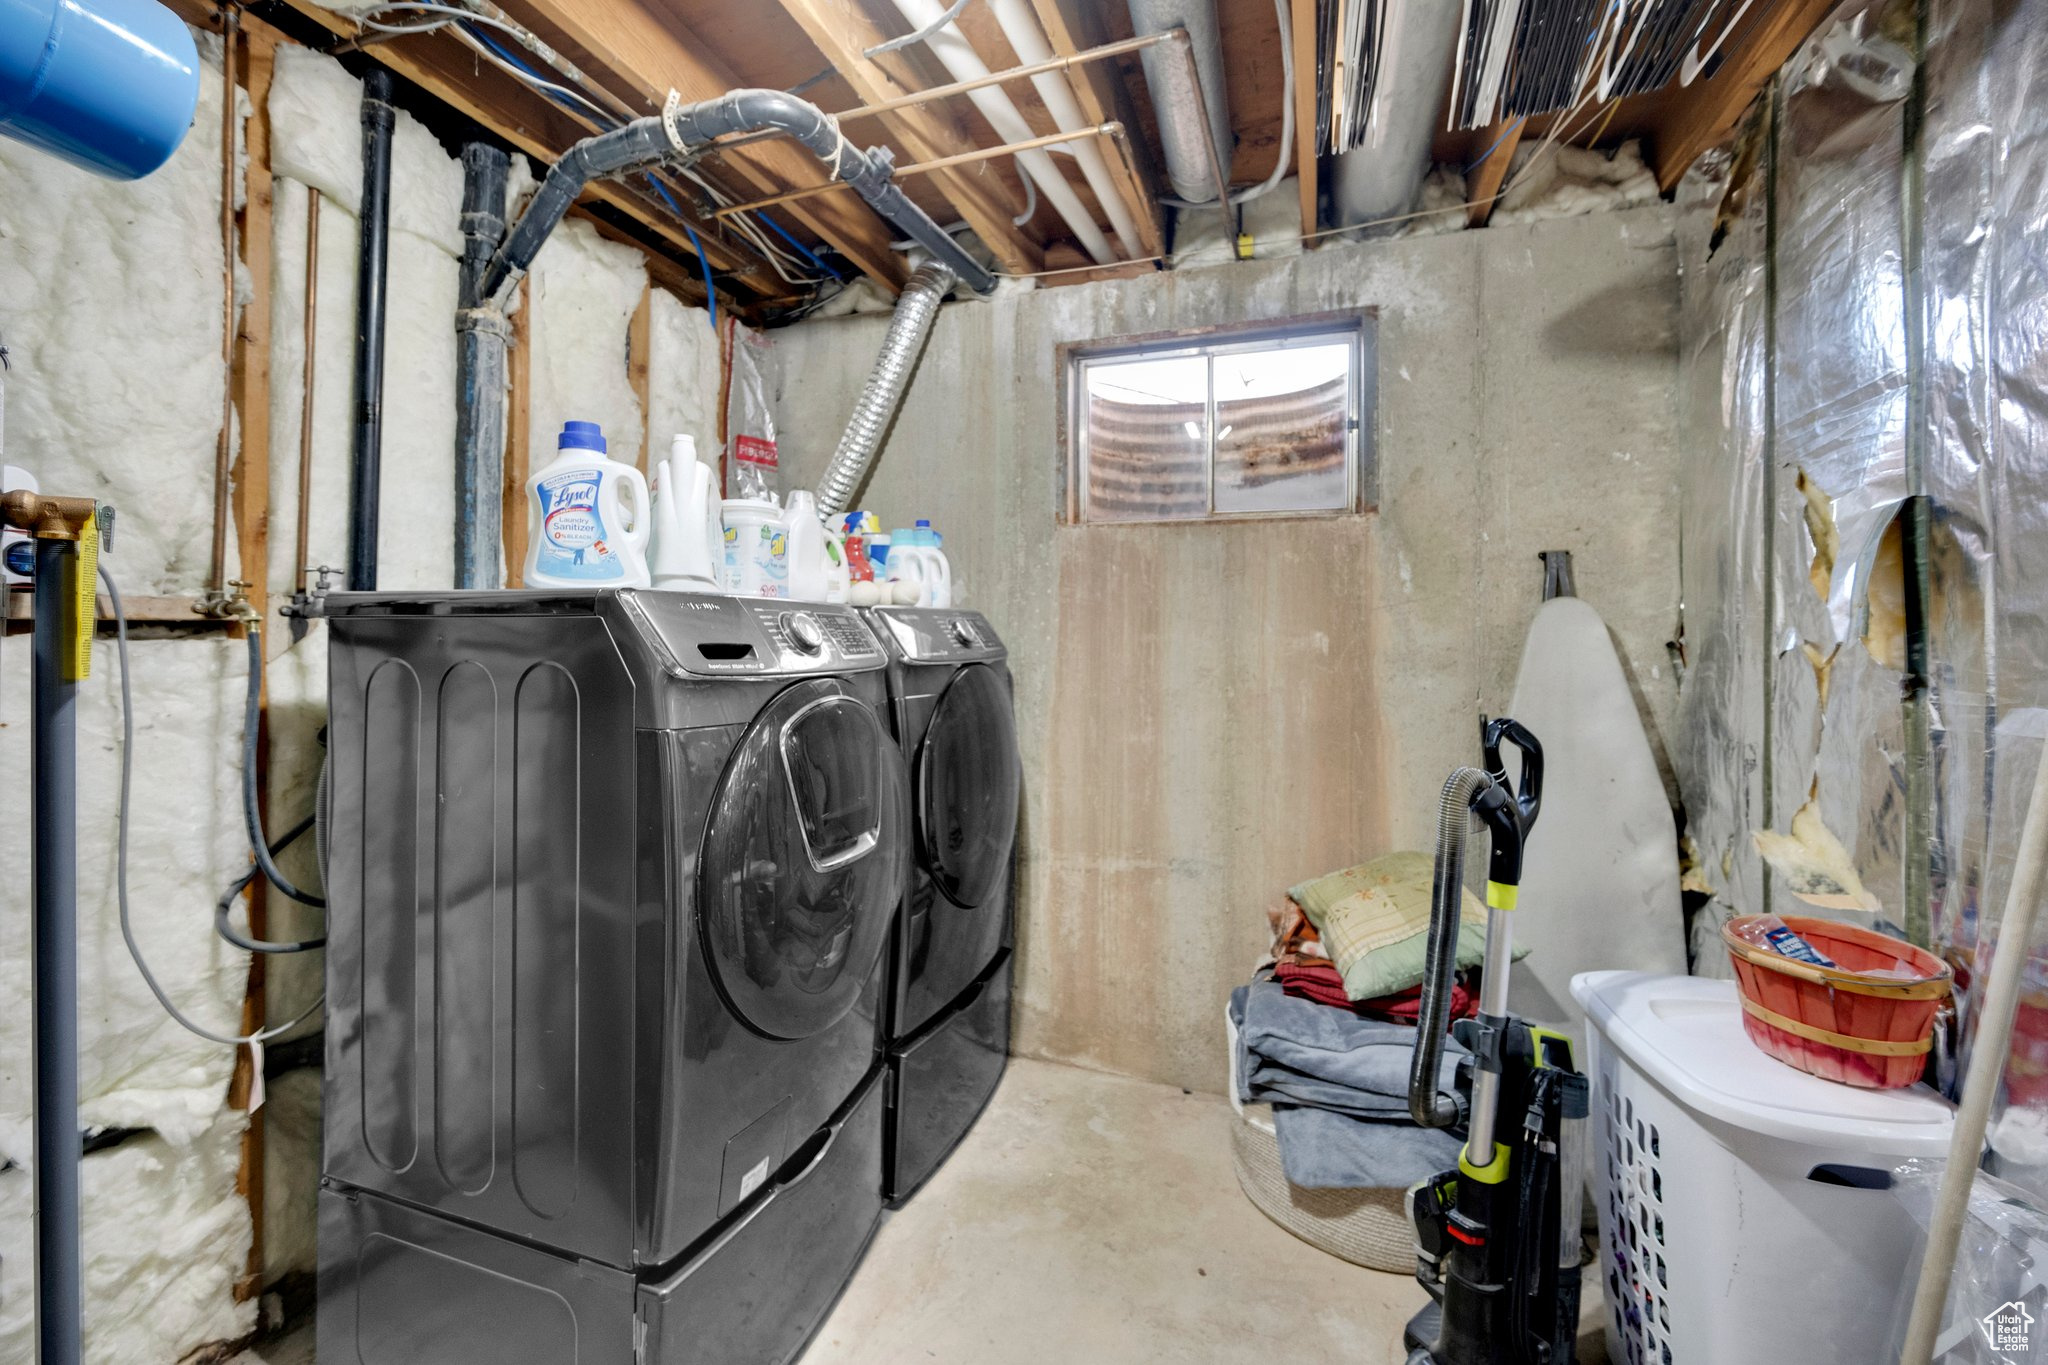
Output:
[
  {"xmin": 1274, "ymin": 961, "xmax": 1478, "ymax": 1024},
  {"xmin": 1272, "ymin": 1104, "xmax": 1463, "ymax": 1190},
  {"xmin": 1232, "ymin": 982, "xmax": 1466, "ymax": 1123}
]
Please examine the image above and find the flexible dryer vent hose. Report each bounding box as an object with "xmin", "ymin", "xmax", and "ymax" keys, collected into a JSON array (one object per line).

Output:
[{"xmin": 815, "ymin": 261, "xmax": 957, "ymax": 521}]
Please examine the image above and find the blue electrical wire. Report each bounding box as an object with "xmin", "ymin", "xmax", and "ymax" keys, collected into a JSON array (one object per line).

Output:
[
  {"xmin": 683, "ymin": 225, "xmax": 719, "ymax": 331},
  {"xmin": 1465, "ymin": 114, "xmax": 1529, "ymax": 173},
  {"xmin": 756, "ymin": 212, "xmax": 844, "ymax": 282}
]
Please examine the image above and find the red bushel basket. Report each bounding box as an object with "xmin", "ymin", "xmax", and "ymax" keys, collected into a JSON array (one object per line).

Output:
[{"xmin": 1721, "ymin": 915, "xmax": 1952, "ymax": 1089}]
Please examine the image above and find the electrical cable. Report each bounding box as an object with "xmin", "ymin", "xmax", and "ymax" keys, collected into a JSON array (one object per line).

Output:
[
  {"xmin": 241, "ymin": 627, "xmax": 324, "ymax": 908},
  {"xmin": 683, "ymin": 223, "xmax": 719, "ymax": 331},
  {"xmin": 1011, "ymin": 170, "xmax": 1038, "ymax": 227},
  {"xmin": 101, "ymin": 565, "xmax": 325, "ymax": 1049},
  {"xmin": 756, "ymin": 212, "xmax": 845, "ymax": 281},
  {"xmin": 864, "ymin": 0, "xmax": 979, "ymax": 59}
]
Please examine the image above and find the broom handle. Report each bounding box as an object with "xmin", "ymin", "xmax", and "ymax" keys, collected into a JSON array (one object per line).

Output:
[{"xmin": 1899, "ymin": 735, "xmax": 2048, "ymax": 1364}]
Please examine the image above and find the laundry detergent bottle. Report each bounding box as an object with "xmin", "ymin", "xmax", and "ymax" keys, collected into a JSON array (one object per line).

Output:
[{"xmin": 524, "ymin": 420, "xmax": 651, "ymax": 589}]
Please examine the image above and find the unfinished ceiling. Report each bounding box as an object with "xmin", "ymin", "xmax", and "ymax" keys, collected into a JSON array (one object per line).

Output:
[{"xmin": 188, "ymin": 0, "xmax": 1848, "ymax": 320}]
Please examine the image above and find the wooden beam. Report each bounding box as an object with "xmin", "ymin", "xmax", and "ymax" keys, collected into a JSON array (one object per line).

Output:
[
  {"xmin": 1025, "ymin": 0, "xmax": 1164, "ymax": 259},
  {"xmin": 628, "ymin": 285, "xmax": 652, "ymax": 473},
  {"xmin": 1290, "ymin": 0, "xmax": 1318, "ymax": 237},
  {"xmin": 1465, "ymin": 117, "xmax": 1523, "ymax": 227},
  {"xmin": 496, "ymin": 0, "xmax": 910, "ymax": 294},
  {"xmin": 503, "ymin": 279, "xmax": 533, "ymax": 587},
  {"xmin": 275, "ymin": 1, "xmax": 794, "ymax": 304},
  {"xmin": 1646, "ymin": 0, "xmax": 1840, "ymax": 191},
  {"xmin": 772, "ymin": 0, "xmax": 1045, "ymax": 276}
]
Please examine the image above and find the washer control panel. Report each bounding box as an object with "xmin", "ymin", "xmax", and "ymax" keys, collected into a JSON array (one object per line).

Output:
[
  {"xmin": 870, "ymin": 607, "xmax": 1006, "ymax": 663},
  {"xmin": 626, "ymin": 593, "xmax": 883, "ymax": 675}
]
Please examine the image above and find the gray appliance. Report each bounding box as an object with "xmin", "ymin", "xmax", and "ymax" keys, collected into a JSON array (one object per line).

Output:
[
  {"xmin": 863, "ymin": 607, "xmax": 1021, "ymax": 1203},
  {"xmin": 314, "ymin": 590, "xmax": 908, "ymax": 1365}
]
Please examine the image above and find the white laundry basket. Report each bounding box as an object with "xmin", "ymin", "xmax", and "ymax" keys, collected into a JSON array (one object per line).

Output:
[{"xmin": 1572, "ymin": 971, "xmax": 1955, "ymax": 1365}]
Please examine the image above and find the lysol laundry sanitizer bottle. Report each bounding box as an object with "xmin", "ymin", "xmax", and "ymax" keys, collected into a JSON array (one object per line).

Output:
[{"xmin": 524, "ymin": 420, "xmax": 651, "ymax": 589}]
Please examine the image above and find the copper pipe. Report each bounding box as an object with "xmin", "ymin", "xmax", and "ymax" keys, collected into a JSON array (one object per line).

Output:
[
  {"xmin": 715, "ymin": 122, "xmax": 1125, "ymax": 218},
  {"xmin": 209, "ymin": 5, "xmax": 239, "ymax": 604},
  {"xmin": 294, "ymin": 188, "xmax": 321, "ymax": 590},
  {"xmin": 714, "ymin": 32, "xmax": 1171, "ymax": 152}
]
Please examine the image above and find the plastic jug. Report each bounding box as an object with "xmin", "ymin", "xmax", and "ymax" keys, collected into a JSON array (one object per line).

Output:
[
  {"xmin": 784, "ymin": 490, "xmax": 830, "ymax": 602},
  {"xmin": 885, "ymin": 526, "xmax": 936, "ymax": 607},
  {"xmin": 724, "ymin": 495, "xmax": 787, "ymax": 597},
  {"xmin": 649, "ymin": 435, "xmax": 723, "ymax": 591},
  {"xmin": 916, "ymin": 518, "xmax": 954, "ymax": 608},
  {"xmin": 524, "ymin": 421, "xmax": 650, "ymax": 589}
]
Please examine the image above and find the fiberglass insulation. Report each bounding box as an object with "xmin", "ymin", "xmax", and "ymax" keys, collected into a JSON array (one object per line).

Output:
[
  {"xmin": 526, "ymin": 216, "xmax": 648, "ymax": 475},
  {"xmin": 0, "ymin": 34, "xmax": 261, "ymax": 1362}
]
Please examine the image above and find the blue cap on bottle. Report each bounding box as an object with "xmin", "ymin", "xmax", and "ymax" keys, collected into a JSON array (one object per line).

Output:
[{"xmin": 559, "ymin": 420, "xmax": 607, "ymax": 453}]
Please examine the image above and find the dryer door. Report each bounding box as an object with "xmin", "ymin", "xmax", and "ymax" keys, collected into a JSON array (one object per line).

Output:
[
  {"xmin": 917, "ymin": 663, "xmax": 1021, "ymax": 909},
  {"xmin": 700, "ymin": 678, "xmax": 908, "ymax": 1041}
]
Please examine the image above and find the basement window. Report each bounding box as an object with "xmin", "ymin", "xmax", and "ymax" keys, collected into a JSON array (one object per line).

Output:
[{"xmin": 1063, "ymin": 316, "xmax": 1375, "ymax": 524}]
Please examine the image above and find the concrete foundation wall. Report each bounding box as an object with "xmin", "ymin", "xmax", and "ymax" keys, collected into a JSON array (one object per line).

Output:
[{"xmin": 772, "ymin": 206, "xmax": 1696, "ymax": 1094}]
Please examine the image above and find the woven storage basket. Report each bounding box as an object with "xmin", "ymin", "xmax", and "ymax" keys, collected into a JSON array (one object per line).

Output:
[
  {"xmin": 1228, "ymin": 1105, "xmax": 1415, "ymax": 1273},
  {"xmin": 1722, "ymin": 915, "xmax": 1951, "ymax": 1089}
]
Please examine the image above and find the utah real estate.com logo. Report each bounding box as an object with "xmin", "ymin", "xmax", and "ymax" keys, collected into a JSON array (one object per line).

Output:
[{"xmin": 1984, "ymin": 1300, "xmax": 2035, "ymax": 1355}]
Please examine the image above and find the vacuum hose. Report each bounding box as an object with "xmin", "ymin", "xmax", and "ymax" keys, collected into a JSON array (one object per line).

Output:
[{"xmin": 1410, "ymin": 765, "xmax": 1496, "ymax": 1128}]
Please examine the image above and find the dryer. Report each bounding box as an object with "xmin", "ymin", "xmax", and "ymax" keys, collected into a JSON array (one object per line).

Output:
[
  {"xmin": 863, "ymin": 607, "xmax": 1022, "ymax": 1203},
  {"xmin": 315, "ymin": 590, "xmax": 906, "ymax": 1365}
]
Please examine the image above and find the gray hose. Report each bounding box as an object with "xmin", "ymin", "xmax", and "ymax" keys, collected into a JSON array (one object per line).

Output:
[
  {"xmin": 815, "ymin": 261, "xmax": 956, "ymax": 520},
  {"xmin": 1411, "ymin": 765, "xmax": 1494, "ymax": 1128},
  {"xmin": 243, "ymin": 628, "xmax": 325, "ymax": 909}
]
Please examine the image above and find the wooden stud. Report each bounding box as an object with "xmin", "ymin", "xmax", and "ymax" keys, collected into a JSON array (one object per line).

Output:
[
  {"xmin": 1465, "ymin": 117, "xmax": 1524, "ymax": 227},
  {"xmin": 771, "ymin": 0, "xmax": 1046, "ymax": 276},
  {"xmin": 1291, "ymin": 0, "xmax": 1319, "ymax": 237},
  {"xmin": 1646, "ymin": 0, "xmax": 1840, "ymax": 191},
  {"xmin": 628, "ymin": 285, "xmax": 653, "ymax": 473},
  {"xmin": 1024, "ymin": 0, "xmax": 1165, "ymax": 259},
  {"xmin": 495, "ymin": 0, "xmax": 911, "ymax": 294},
  {"xmin": 503, "ymin": 279, "xmax": 533, "ymax": 587},
  {"xmin": 221, "ymin": 11, "xmax": 278, "ymax": 1306}
]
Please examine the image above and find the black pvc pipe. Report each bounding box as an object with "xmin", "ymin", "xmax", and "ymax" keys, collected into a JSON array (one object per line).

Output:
[
  {"xmin": 455, "ymin": 142, "xmax": 510, "ymax": 590},
  {"xmin": 32, "ymin": 536, "xmax": 82, "ymax": 1365},
  {"xmin": 348, "ymin": 68, "xmax": 395, "ymax": 592}
]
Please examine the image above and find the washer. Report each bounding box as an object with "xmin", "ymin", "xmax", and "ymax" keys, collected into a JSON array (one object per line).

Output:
[
  {"xmin": 863, "ymin": 606, "xmax": 1022, "ymax": 1204},
  {"xmin": 315, "ymin": 590, "xmax": 906, "ymax": 1365}
]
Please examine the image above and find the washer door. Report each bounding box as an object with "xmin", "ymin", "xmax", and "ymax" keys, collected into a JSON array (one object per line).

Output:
[
  {"xmin": 700, "ymin": 679, "xmax": 908, "ymax": 1040},
  {"xmin": 917, "ymin": 664, "xmax": 1020, "ymax": 908}
]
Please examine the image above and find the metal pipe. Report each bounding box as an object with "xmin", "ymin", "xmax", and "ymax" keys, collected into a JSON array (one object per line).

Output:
[
  {"xmin": 455, "ymin": 143, "xmax": 510, "ymax": 590},
  {"xmin": 716, "ymin": 123, "xmax": 1124, "ymax": 218},
  {"xmin": 31, "ymin": 535, "xmax": 81, "ymax": 1365},
  {"xmin": 207, "ymin": 8, "xmax": 238, "ymax": 605},
  {"xmin": 1127, "ymin": 0, "xmax": 1233, "ymax": 202},
  {"xmin": 293, "ymin": 188, "xmax": 320, "ymax": 592},
  {"xmin": 887, "ymin": 0, "xmax": 1116, "ymax": 264},
  {"xmin": 348, "ymin": 68, "xmax": 396, "ymax": 593},
  {"xmin": 989, "ymin": 0, "xmax": 1146, "ymax": 257},
  {"xmin": 815, "ymin": 261, "xmax": 955, "ymax": 522}
]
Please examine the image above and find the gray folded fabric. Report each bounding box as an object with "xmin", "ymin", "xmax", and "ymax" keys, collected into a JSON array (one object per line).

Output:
[
  {"xmin": 1231, "ymin": 980, "xmax": 1470, "ymax": 1190},
  {"xmin": 1231, "ymin": 982, "xmax": 1466, "ymax": 1122},
  {"xmin": 1271, "ymin": 1103, "xmax": 1464, "ymax": 1190}
]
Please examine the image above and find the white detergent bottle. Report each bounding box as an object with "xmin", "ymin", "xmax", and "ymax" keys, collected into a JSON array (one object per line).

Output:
[
  {"xmin": 783, "ymin": 490, "xmax": 830, "ymax": 601},
  {"xmin": 525, "ymin": 421, "xmax": 650, "ymax": 589},
  {"xmin": 915, "ymin": 518, "xmax": 954, "ymax": 608},
  {"xmin": 649, "ymin": 435, "xmax": 723, "ymax": 590},
  {"xmin": 886, "ymin": 526, "xmax": 934, "ymax": 606}
]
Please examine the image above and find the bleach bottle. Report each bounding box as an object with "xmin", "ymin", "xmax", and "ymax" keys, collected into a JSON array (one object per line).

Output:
[{"xmin": 525, "ymin": 420, "xmax": 651, "ymax": 589}]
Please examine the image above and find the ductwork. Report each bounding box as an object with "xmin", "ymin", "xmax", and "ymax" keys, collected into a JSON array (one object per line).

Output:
[
  {"xmin": 1328, "ymin": 0, "xmax": 1463, "ymax": 231},
  {"xmin": 1127, "ymin": 0, "xmax": 1234, "ymax": 203},
  {"xmin": 814, "ymin": 261, "xmax": 955, "ymax": 521}
]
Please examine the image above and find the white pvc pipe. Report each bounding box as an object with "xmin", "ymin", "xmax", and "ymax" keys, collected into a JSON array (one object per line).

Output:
[
  {"xmin": 1898, "ymin": 736, "xmax": 2048, "ymax": 1364},
  {"xmin": 987, "ymin": 0, "xmax": 1144, "ymax": 257},
  {"xmin": 887, "ymin": 0, "xmax": 1118, "ymax": 264}
]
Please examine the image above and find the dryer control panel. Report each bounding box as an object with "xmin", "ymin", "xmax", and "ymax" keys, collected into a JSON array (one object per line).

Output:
[
  {"xmin": 869, "ymin": 607, "xmax": 1007, "ymax": 664},
  {"xmin": 624, "ymin": 592, "xmax": 883, "ymax": 676}
]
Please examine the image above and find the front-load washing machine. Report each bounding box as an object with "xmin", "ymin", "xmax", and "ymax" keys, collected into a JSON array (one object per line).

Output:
[
  {"xmin": 315, "ymin": 590, "xmax": 907, "ymax": 1365},
  {"xmin": 862, "ymin": 607, "xmax": 1022, "ymax": 1203}
]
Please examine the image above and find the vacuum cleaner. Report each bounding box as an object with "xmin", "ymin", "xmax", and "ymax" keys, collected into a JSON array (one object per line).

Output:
[{"xmin": 1403, "ymin": 718, "xmax": 1589, "ymax": 1365}]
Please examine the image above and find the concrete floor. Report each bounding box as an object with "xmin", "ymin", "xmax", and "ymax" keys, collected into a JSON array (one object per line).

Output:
[{"xmin": 238, "ymin": 1057, "xmax": 1536, "ymax": 1364}]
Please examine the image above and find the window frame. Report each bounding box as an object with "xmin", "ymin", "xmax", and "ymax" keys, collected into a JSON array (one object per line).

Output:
[{"xmin": 1058, "ymin": 310, "xmax": 1378, "ymax": 526}]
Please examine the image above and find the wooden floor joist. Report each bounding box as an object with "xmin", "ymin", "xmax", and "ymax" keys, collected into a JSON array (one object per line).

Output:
[
  {"xmin": 1646, "ymin": 0, "xmax": 1843, "ymax": 190},
  {"xmin": 1465, "ymin": 118, "xmax": 1524, "ymax": 227},
  {"xmin": 773, "ymin": 0, "xmax": 1046, "ymax": 277},
  {"xmin": 1290, "ymin": 0, "xmax": 1319, "ymax": 238},
  {"xmin": 1022, "ymin": 0, "xmax": 1165, "ymax": 261}
]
